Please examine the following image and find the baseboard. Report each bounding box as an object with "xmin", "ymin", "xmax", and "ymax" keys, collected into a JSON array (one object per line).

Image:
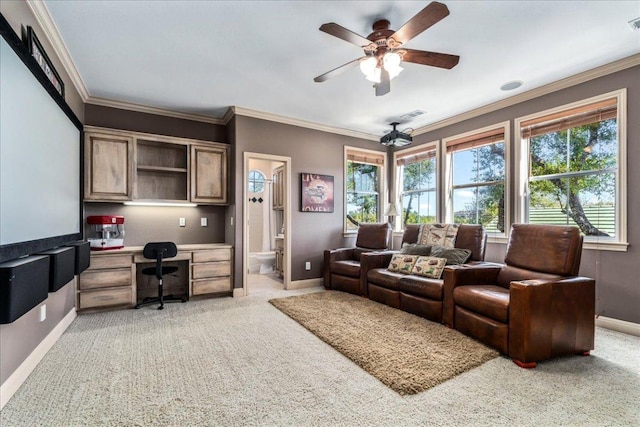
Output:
[
  {"xmin": 232, "ymin": 287, "xmax": 245, "ymax": 298},
  {"xmin": 288, "ymin": 278, "xmax": 323, "ymax": 290},
  {"xmin": 0, "ymin": 309, "xmax": 76, "ymax": 410},
  {"xmin": 596, "ymin": 316, "xmax": 640, "ymax": 337}
]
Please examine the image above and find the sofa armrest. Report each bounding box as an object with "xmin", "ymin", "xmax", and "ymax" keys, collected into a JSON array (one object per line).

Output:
[
  {"xmin": 509, "ymin": 276, "xmax": 596, "ymax": 363},
  {"xmin": 323, "ymin": 248, "xmax": 356, "ymax": 289},
  {"xmin": 442, "ymin": 262, "xmax": 503, "ymax": 327},
  {"xmin": 359, "ymin": 251, "xmax": 397, "ymax": 296}
]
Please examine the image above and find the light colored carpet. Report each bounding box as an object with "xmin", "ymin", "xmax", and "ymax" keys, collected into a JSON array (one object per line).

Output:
[
  {"xmin": 1, "ymin": 286, "xmax": 639, "ymax": 426},
  {"xmin": 269, "ymin": 291, "xmax": 498, "ymax": 395}
]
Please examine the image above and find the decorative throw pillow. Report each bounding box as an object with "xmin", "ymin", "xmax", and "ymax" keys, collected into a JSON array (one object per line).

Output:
[
  {"xmin": 400, "ymin": 243, "xmax": 432, "ymax": 256},
  {"xmin": 430, "ymin": 245, "xmax": 472, "ymax": 265},
  {"xmin": 411, "ymin": 256, "xmax": 448, "ymax": 279},
  {"xmin": 387, "ymin": 254, "xmax": 418, "ymax": 274},
  {"xmin": 418, "ymin": 223, "xmax": 460, "ymax": 247}
]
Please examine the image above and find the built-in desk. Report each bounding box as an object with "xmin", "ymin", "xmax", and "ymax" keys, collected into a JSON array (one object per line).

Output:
[{"xmin": 76, "ymin": 244, "xmax": 233, "ymax": 312}]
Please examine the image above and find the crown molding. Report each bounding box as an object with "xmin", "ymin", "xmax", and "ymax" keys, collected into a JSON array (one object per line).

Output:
[
  {"xmin": 25, "ymin": 0, "xmax": 89, "ymax": 101},
  {"xmin": 414, "ymin": 53, "xmax": 640, "ymax": 136},
  {"xmin": 230, "ymin": 106, "xmax": 379, "ymax": 141},
  {"xmin": 86, "ymin": 97, "xmax": 226, "ymax": 125}
]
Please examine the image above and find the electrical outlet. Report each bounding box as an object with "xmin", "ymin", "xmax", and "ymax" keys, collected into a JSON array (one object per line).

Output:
[
  {"xmin": 39, "ymin": 305, "xmax": 46, "ymax": 322},
  {"xmin": 201, "ymin": 217, "xmax": 208, "ymax": 227},
  {"xmin": 305, "ymin": 262, "xmax": 311, "ymax": 271},
  {"xmin": 179, "ymin": 217, "xmax": 186, "ymax": 227}
]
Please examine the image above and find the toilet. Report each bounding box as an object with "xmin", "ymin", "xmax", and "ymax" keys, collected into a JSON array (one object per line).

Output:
[{"xmin": 252, "ymin": 251, "xmax": 276, "ymax": 274}]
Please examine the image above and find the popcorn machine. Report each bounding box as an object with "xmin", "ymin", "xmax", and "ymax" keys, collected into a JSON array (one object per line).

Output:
[{"xmin": 87, "ymin": 215, "xmax": 125, "ymax": 250}]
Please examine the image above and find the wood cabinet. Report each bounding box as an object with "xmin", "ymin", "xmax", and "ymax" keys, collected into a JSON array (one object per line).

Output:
[
  {"xmin": 272, "ymin": 165, "xmax": 285, "ymax": 210},
  {"xmin": 274, "ymin": 237, "xmax": 284, "ymax": 277},
  {"xmin": 83, "ymin": 126, "xmax": 228, "ymax": 205},
  {"xmin": 84, "ymin": 132, "xmax": 134, "ymax": 201},
  {"xmin": 77, "ymin": 253, "xmax": 135, "ymax": 310},
  {"xmin": 135, "ymin": 139, "xmax": 188, "ymax": 201},
  {"xmin": 191, "ymin": 248, "xmax": 233, "ymax": 295},
  {"xmin": 191, "ymin": 145, "xmax": 228, "ymax": 204}
]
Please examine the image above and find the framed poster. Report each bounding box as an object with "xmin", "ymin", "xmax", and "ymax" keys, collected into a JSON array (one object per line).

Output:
[
  {"xmin": 24, "ymin": 26, "xmax": 64, "ymax": 98},
  {"xmin": 300, "ymin": 173, "xmax": 334, "ymax": 212}
]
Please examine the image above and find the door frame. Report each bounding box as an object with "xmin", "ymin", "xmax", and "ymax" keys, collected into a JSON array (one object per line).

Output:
[{"xmin": 242, "ymin": 152, "xmax": 292, "ymax": 293}]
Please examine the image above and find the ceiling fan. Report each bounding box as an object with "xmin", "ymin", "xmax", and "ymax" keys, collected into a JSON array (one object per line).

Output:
[{"xmin": 314, "ymin": 1, "xmax": 459, "ymax": 96}]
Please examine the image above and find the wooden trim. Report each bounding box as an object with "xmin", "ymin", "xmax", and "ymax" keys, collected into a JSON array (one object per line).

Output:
[
  {"xmin": 83, "ymin": 125, "xmax": 227, "ymax": 148},
  {"xmin": 231, "ymin": 106, "xmax": 379, "ymax": 141},
  {"xmin": 25, "ymin": 0, "xmax": 90, "ymax": 101},
  {"xmin": 87, "ymin": 97, "xmax": 225, "ymax": 125},
  {"xmin": 414, "ymin": 54, "xmax": 640, "ymax": 137},
  {"xmin": 0, "ymin": 308, "xmax": 76, "ymax": 409},
  {"xmin": 595, "ymin": 316, "xmax": 640, "ymax": 337},
  {"xmin": 288, "ymin": 278, "xmax": 323, "ymax": 290}
]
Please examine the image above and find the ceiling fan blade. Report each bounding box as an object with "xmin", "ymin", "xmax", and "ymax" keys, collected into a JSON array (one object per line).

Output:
[
  {"xmin": 314, "ymin": 58, "xmax": 363, "ymax": 83},
  {"xmin": 402, "ymin": 48, "xmax": 459, "ymax": 69},
  {"xmin": 375, "ymin": 68, "xmax": 390, "ymax": 96},
  {"xmin": 387, "ymin": 1, "xmax": 449, "ymax": 47},
  {"xmin": 319, "ymin": 23, "xmax": 373, "ymax": 48}
]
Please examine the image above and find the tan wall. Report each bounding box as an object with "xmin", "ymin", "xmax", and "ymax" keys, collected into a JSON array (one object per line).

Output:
[
  {"xmin": 231, "ymin": 116, "xmax": 385, "ymax": 286},
  {"xmin": 0, "ymin": 3, "xmax": 84, "ymax": 387},
  {"xmin": 392, "ymin": 65, "xmax": 640, "ymax": 324}
]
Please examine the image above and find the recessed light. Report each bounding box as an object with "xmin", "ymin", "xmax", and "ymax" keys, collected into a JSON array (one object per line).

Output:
[
  {"xmin": 629, "ymin": 17, "xmax": 640, "ymax": 31},
  {"xmin": 500, "ymin": 80, "xmax": 523, "ymax": 91}
]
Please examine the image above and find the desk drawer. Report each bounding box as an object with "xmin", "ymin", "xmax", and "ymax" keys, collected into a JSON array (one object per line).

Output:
[
  {"xmin": 89, "ymin": 254, "xmax": 132, "ymax": 270},
  {"xmin": 79, "ymin": 287, "xmax": 132, "ymax": 309},
  {"xmin": 80, "ymin": 268, "xmax": 132, "ymax": 290},
  {"xmin": 192, "ymin": 249, "xmax": 231, "ymax": 263},
  {"xmin": 192, "ymin": 278, "xmax": 231, "ymax": 295},
  {"xmin": 192, "ymin": 262, "xmax": 230, "ymax": 279}
]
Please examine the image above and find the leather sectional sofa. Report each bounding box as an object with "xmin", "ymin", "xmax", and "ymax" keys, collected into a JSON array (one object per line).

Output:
[{"xmin": 361, "ymin": 224, "xmax": 487, "ymax": 323}]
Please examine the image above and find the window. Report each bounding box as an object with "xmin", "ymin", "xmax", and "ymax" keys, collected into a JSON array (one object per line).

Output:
[
  {"xmin": 344, "ymin": 147, "xmax": 386, "ymax": 232},
  {"xmin": 516, "ymin": 90, "xmax": 626, "ymax": 248},
  {"xmin": 248, "ymin": 169, "xmax": 265, "ymax": 193},
  {"xmin": 444, "ymin": 123, "xmax": 509, "ymax": 235},
  {"xmin": 395, "ymin": 143, "xmax": 439, "ymax": 228}
]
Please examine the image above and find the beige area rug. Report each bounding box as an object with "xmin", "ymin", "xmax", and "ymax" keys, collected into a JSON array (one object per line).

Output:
[{"xmin": 269, "ymin": 290, "xmax": 499, "ymax": 395}]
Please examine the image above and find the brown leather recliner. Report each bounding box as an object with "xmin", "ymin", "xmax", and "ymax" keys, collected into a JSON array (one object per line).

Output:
[
  {"xmin": 323, "ymin": 222, "xmax": 392, "ymax": 296},
  {"xmin": 363, "ymin": 224, "xmax": 487, "ymax": 322},
  {"xmin": 443, "ymin": 224, "xmax": 595, "ymax": 368}
]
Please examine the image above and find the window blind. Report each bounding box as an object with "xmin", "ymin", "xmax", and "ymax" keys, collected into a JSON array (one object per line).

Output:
[
  {"xmin": 396, "ymin": 149, "xmax": 436, "ymax": 166},
  {"xmin": 521, "ymin": 98, "xmax": 617, "ymax": 138},
  {"xmin": 446, "ymin": 128, "xmax": 504, "ymax": 153},
  {"xmin": 346, "ymin": 149, "xmax": 385, "ymax": 165}
]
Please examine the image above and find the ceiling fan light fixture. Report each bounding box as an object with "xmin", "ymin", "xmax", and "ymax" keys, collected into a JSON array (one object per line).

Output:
[
  {"xmin": 365, "ymin": 66, "xmax": 381, "ymax": 83},
  {"xmin": 383, "ymin": 52, "xmax": 403, "ymax": 79},
  {"xmin": 360, "ymin": 57, "xmax": 378, "ymax": 79}
]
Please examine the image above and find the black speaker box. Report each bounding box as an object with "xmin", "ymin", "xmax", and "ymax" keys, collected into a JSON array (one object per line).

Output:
[
  {"xmin": 0, "ymin": 255, "xmax": 50, "ymax": 324},
  {"xmin": 66, "ymin": 241, "xmax": 91, "ymax": 274},
  {"xmin": 38, "ymin": 247, "xmax": 75, "ymax": 292}
]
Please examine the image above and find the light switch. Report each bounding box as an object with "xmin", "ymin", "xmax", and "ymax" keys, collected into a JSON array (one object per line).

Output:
[
  {"xmin": 179, "ymin": 217, "xmax": 186, "ymax": 227},
  {"xmin": 39, "ymin": 305, "xmax": 46, "ymax": 322}
]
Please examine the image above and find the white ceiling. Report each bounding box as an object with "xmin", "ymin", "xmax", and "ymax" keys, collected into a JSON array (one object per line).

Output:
[{"xmin": 44, "ymin": 1, "xmax": 640, "ymax": 138}]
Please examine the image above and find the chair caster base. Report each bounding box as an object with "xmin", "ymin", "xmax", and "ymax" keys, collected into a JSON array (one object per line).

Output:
[{"xmin": 513, "ymin": 359, "xmax": 537, "ymax": 369}]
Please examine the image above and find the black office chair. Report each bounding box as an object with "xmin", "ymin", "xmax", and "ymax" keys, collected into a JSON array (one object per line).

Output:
[{"xmin": 135, "ymin": 242, "xmax": 185, "ymax": 310}]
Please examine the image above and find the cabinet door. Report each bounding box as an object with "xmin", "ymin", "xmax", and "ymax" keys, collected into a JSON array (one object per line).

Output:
[
  {"xmin": 190, "ymin": 145, "xmax": 228, "ymax": 204},
  {"xmin": 84, "ymin": 132, "xmax": 134, "ymax": 201},
  {"xmin": 273, "ymin": 166, "xmax": 285, "ymax": 210}
]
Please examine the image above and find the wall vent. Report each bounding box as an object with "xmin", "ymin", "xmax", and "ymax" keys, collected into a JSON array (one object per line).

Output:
[{"xmin": 629, "ymin": 17, "xmax": 640, "ymax": 31}]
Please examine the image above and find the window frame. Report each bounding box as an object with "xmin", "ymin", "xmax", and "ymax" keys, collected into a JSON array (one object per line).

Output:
[
  {"xmin": 247, "ymin": 169, "xmax": 266, "ymax": 193},
  {"xmin": 343, "ymin": 146, "xmax": 387, "ymax": 234},
  {"xmin": 443, "ymin": 121, "xmax": 511, "ymax": 241},
  {"xmin": 393, "ymin": 141, "xmax": 441, "ymax": 232},
  {"xmin": 514, "ymin": 89, "xmax": 627, "ymax": 251}
]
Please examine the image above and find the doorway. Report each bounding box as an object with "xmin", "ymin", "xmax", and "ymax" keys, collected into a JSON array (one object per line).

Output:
[{"xmin": 243, "ymin": 152, "xmax": 291, "ymax": 295}]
